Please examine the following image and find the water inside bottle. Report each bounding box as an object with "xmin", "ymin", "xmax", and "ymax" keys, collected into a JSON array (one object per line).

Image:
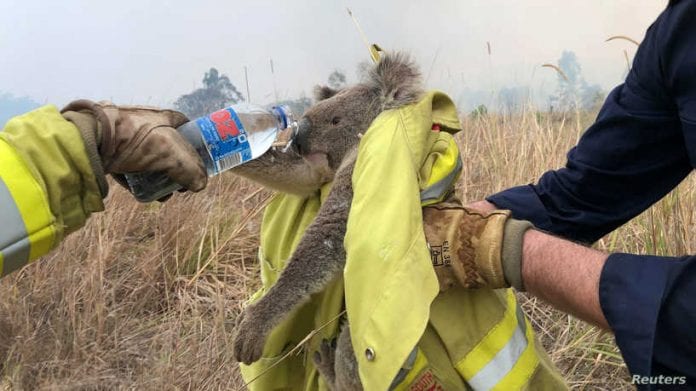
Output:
[{"xmin": 124, "ymin": 104, "xmax": 297, "ymax": 202}]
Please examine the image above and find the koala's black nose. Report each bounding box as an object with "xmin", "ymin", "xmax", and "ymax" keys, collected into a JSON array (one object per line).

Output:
[{"xmin": 294, "ymin": 117, "xmax": 311, "ymax": 155}]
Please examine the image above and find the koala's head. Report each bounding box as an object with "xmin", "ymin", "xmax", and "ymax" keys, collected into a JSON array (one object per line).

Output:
[
  {"xmin": 294, "ymin": 52, "xmax": 423, "ymax": 174},
  {"xmin": 231, "ymin": 52, "xmax": 423, "ymax": 196}
]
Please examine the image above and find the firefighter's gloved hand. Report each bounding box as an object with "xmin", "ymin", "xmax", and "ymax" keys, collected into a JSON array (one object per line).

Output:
[
  {"xmin": 422, "ymin": 199, "xmax": 532, "ymax": 291},
  {"xmin": 61, "ymin": 100, "xmax": 207, "ymax": 199}
]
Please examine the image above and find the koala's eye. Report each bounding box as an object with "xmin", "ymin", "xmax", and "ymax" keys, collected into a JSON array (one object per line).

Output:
[{"xmin": 331, "ymin": 116, "xmax": 341, "ymax": 125}]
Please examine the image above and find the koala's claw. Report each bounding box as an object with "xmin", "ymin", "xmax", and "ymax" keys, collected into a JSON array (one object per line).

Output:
[
  {"xmin": 313, "ymin": 339, "xmax": 336, "ymax": 366},
  {"xmin": 314, "ymin": 339, "xmax": 337, "ymax": 386},
  {"xmin": 233, "ymin": 311, "xmax": 267, "ymax": 365}
]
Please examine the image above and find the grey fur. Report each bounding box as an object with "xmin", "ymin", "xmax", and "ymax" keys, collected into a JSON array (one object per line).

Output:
[
  {"xmin": 232, "ymin": 53, "xmax": 423, "ymax": 390},
  {"xmin": 230, "ymin": 148, "xmax": 333, "ymax": 196},
  {"xmin": 315, "ymin": 325, "xmax": 362, "ymax": 391},
  {"xmin": 313, "ymin": 85, "xmax": 341, "ymax": 101}
]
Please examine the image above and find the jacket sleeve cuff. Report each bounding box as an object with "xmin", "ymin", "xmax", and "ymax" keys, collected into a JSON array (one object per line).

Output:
[
  {"xmin": 600, "ymin": 252, "xmax": 696, "ymax": 380},
  {"xmin": 1, "ymin": 105, "xmax": 105, "ymax": 240},
  {"xmin": 599, "ymin": 253, "xmax": 666, "ymax": 376},
  {"xmin": 60, "ymin": 110, "xmax": 109, "ymax": 198},
  {"xmin": 486, "ymin": 185, "xmax": 554, "ymax": 230}
]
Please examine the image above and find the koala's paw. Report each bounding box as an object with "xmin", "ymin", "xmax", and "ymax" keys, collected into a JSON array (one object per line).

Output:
[
  {"xmin": 313, "ymin": 338, "xmax": 337, "ymax": 386},
  {"xmin": 233, "ymin": 310, "xmax": 268, "ymax": 365}
]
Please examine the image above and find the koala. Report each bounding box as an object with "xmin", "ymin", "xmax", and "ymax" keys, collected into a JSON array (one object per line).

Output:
[{"xmin": 231, "ymin": 53, "xmax": 424, "ymax": 390}]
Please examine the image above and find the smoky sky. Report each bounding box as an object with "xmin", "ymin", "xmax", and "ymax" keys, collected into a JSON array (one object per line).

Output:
[{"xmin": 0, "ymin": 0, "xmax": 665, "ymax": 109}]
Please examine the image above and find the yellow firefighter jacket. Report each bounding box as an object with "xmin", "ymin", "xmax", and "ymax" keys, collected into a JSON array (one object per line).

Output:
[
  {"xmin": 239, "ymin": 91, "xmax": 567, "ymax": 390},
  {"xmin": 0, "ymin": 106, "xmax": 104, "ymax": 277}
]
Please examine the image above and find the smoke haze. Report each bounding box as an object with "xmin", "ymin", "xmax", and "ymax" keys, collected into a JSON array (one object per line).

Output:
[{"xmin": 0, "ymin": 0, "xmax": 666, "ymax": 110}]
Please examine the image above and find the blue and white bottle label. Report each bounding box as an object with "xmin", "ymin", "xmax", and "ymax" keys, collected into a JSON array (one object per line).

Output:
[{"xmin": 196, "ymin": 107, "xmax": 253, "ymax": 173}]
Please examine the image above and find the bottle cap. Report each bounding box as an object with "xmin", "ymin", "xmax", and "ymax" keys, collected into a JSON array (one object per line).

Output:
[{"xmin": 271, "ymin": 105, "xmax": 298, "ymax": 152}]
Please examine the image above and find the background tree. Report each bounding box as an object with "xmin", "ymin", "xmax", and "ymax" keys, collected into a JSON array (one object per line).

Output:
[
  {"xmin": 174, "ymin": 68, "xmax": 244, "ymax": 118},
  {"xmin": 469, "ymin": 104, "xmax": 488, "ymax": 119},
  {"xmin": 581, "ymin": 82, "xmax": 604, "ymax": 112},
  {"xmin": 327, "ymin": 70, "xmax": 347, "ymax": 90},
  {"xmin": 275, "ymin": 94, "xmax": 312, "ymax": 116},
  {"xmin": 498, "ymin": 86, "xmax": 530, "ymax": 114},
  {"xmin": 355, "ymin": 61, "xmax": 372, "ymax": 82},
  {"xmin": 270, "ymin": 69, "xmax": 347, "ymax": 118},
  {"xmin": 550, "ymin": 51, "xmax": 582, "ymax": 111},
  {"xmin": 550, "ymin": 51, "xmax": 605, "ymax": 112}
]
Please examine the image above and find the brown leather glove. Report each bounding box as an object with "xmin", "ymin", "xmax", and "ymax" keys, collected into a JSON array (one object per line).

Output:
[
  {"xmin": 61, "ymin": 100, "xmax": 207, "ymax": 198},
  {"xmin": 423, "ymin": 199, "xmax": 533, "ymax": 291}
]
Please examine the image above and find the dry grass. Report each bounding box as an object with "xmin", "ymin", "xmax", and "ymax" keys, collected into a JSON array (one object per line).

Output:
[
  {"xmin": 0, "ymin": 178, "xmax": 270, "ymax": 390},
  {"xmin": 1, "ymin": 108, "xmax": 693, "ymax": 390}
]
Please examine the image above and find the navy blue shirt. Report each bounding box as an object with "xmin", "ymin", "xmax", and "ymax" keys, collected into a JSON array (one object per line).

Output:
[{"xmin": 487, "ymin": 0, "xmax": 696, "ymax": 385}]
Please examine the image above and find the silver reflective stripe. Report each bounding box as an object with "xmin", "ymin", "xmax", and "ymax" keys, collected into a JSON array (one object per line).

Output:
[
  {"xmin": 419, "ymin": 154, "xmax": 463, "ymax": 203},
  {"xmin": 467, "ymin": 305, "xmax": 529, "ymax": 391},
  {"xmin": 0, "ymin": 177, "xmax": 30, "ymax": 275}
]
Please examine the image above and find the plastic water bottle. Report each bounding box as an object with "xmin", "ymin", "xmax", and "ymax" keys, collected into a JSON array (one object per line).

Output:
[{"xmin": 124, "ymin": 103, "xmax": 298, "ymax": 202}]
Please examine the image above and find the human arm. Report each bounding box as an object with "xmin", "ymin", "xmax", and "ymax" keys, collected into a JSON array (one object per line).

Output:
[
  {"xmin": 424, "ymin": 201, "xmax": 609, "ymax": 328},
  {"xmin": 485, "ymin": 9, "xmax": 695, "ymax": 243},
  {"xmin": 0, "ymin": 102, "xmax": 206, "ymax": 277},
  {"xmin": 426, "ymin": 201, "xmax": 696, "ymax": 385},
  {"xmin": 518, "ymin": 225, "xmax": 696, "ymax": 379},
  {"xmin": 456, "ymin": 2, "xmax": 696, "ymax": 380},
  {"xmin": 520, "ymin": 229, "xmax": 609, "ymax": 329},
  {"xmin": 0, "ymin": 106, "xmax": 104, "ymax": 276},
  {"xmin": 464, "ymin": 200, "xmax": 609, "ymax": 328}
]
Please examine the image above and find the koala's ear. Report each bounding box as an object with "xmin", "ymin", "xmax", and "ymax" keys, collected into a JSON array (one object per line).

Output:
[
  {"xmin": 313, "ymin": 85, "xmax": 340, "ymax": 101},
  {"xmin": 368, "ymin": 52, "xmax": 423, "ymax": 109}
]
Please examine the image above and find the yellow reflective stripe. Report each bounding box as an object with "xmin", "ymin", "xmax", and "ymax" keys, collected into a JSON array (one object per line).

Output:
[
  {"xmin": 424, "ymin": 137, "xmax": 459, "ymax": 188},
  {"xmin": 456, "ymin": 290, "xmax": 519, "ymax": 379},
  {"xmin": 0, "ymin": 138, "xmax": 56, "ymax": 271},
  {"xmin": 493, "ymin": 317, "xmax": 539, "ymax": 391},
  {"xmin": 420, "ymin": 139, "xmax": 462, "ymax": 206},
  {"xmin": 455, "ymin": 290, "xmax": 539, "ymax": 390},
  {"xmin": 420, "ymin": 155, "xmax": 462, "ymax": 206}
]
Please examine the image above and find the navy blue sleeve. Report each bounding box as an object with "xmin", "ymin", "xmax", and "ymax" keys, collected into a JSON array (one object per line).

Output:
[
  {"xmin": 487, "ymin": 11, "xmax": 692, "ymax": 244},
  {"xmin": 601, "ymin": 253, "xmax": 696, "ymax": 383},
  {"xmin": 487, "ymin": 1, "xmax": 696, "ymax": 383}
]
